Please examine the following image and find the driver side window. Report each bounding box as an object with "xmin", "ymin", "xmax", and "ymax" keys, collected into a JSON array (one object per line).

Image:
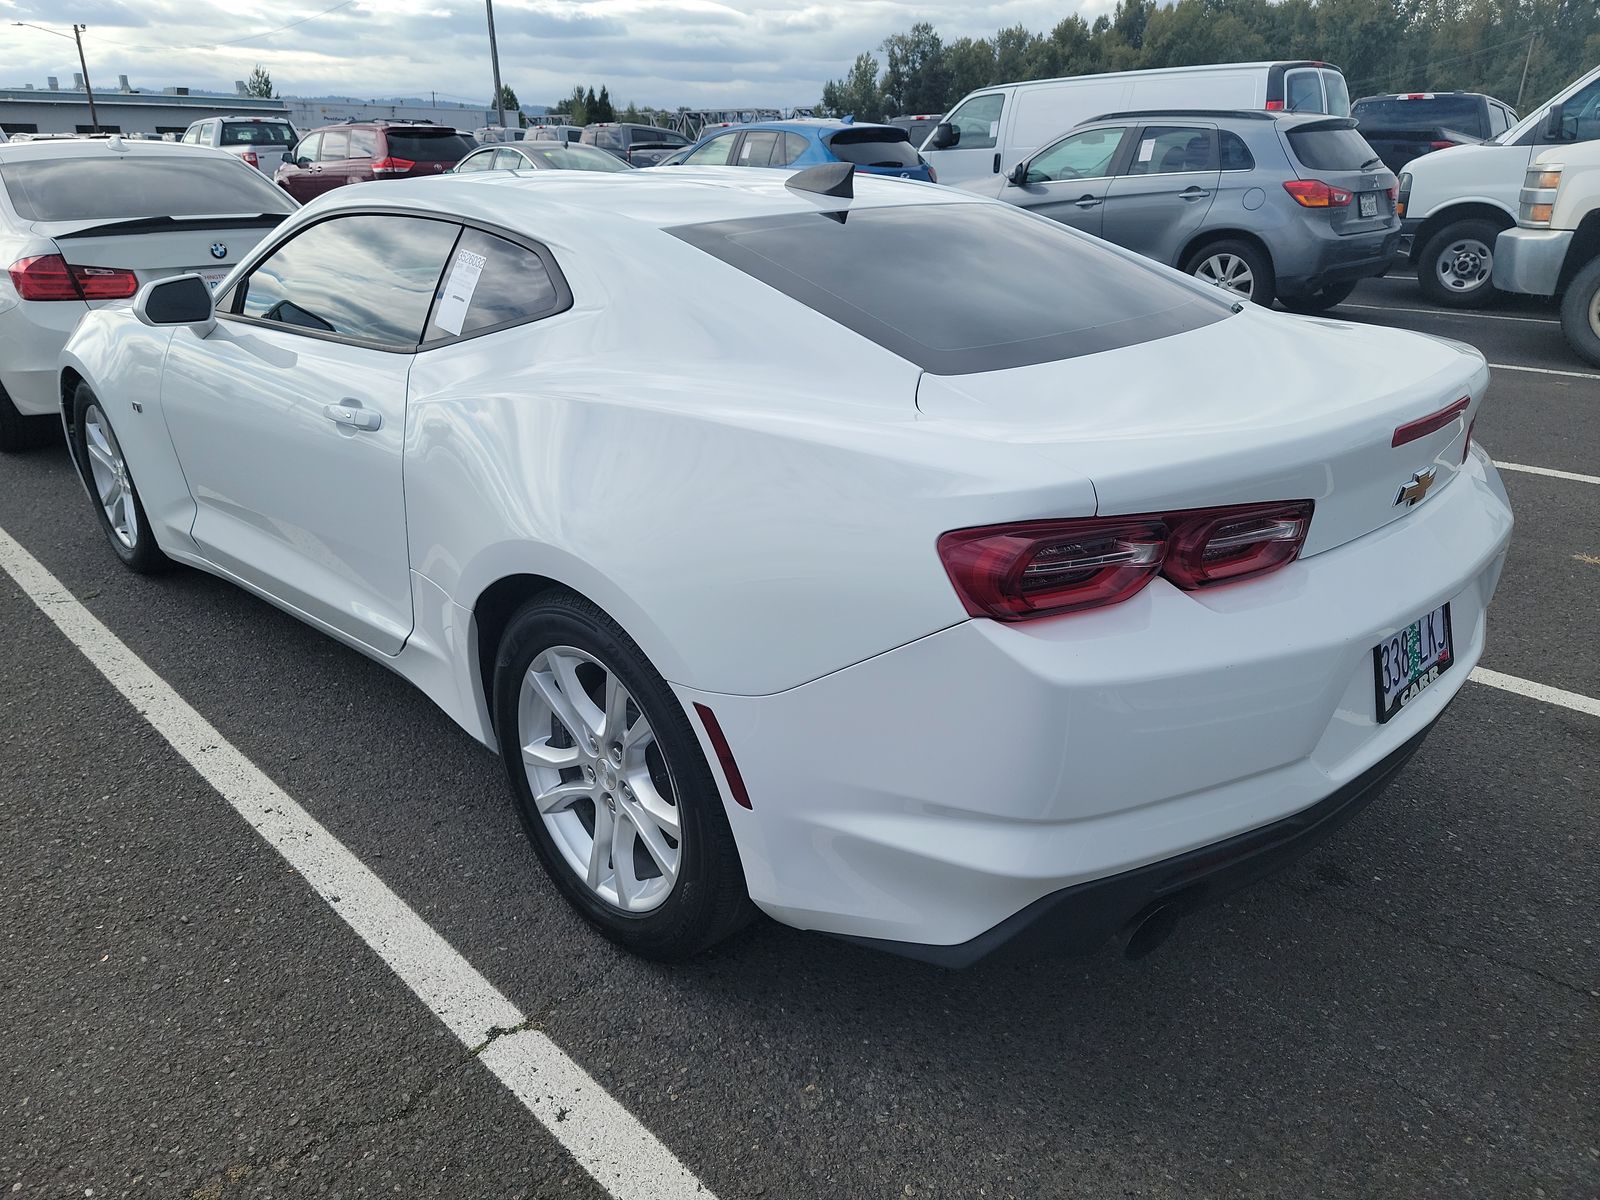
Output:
[
  {"xmin": 292, "ymin": 133, "xmax": 322, "ymax": 164},
  {"xmin": 945, "ymin": 93, "xmax": 1005, "ymax": 150},
  {"xmin": 1551, "ymin": 78, "xmax": 1600, "ymax": 143},
  {"xmin": 1028, "ymin": 126, "xmax": 1130, "ymax": 182}
]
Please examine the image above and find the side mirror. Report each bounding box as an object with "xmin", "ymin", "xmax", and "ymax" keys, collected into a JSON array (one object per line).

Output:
[
  {"xmin": 1543, "ymin": 104, "xmax": 1567, "ymax": 141},
  {"xmin": 1007, "ymin": 160, "xmax": 1030, "ymax": 187},
  {"xmin": 133, "ymin": 275, "xmax": 215, "ymax": 335},
  {"xmin": 929, "ymin": 122, "xmax": 960, "ymax": 150},
  {"xmin": 295, "ymin": 155, "xmax": 312, "ymax": 168}
]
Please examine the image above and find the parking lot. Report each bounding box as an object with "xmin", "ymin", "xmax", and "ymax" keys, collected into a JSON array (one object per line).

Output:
[{"xmin": 1, "ymin": 271, "xmax": 1595, "ymax": 1199}]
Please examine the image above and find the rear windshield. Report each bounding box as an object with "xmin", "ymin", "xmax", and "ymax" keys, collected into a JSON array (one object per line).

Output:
[
  {"xmin": 221, "ymin": 122, "xmax": 296, "ymax": 146},
  {"xmin": 827, "ymin": 128, "xmax": 920, "ymax": 167},
  {"xmin": 1353, "ymin": 96, "xmax": 1485, "ymax": 136},
  {"xmin": 384, "ymin": 131, "xmax": 475, "ymax": 162},
  {"xmin": 1286, "ymin": 126, "xmax": 1383, "ymax": 171},
  {"xmin": 670, "ymin": 203, "xmax": 1228, "ymax": 375},
  {"xmin": 631, "ymin": 127, "xmax": 687, "ymax": 147},
  {"xmin": 524, "ymin": 145, "xmax": 631, "ymax": 172},
  {"xmin": 0, "ymin": 155, "xmax": 296, "ymax": 222}
]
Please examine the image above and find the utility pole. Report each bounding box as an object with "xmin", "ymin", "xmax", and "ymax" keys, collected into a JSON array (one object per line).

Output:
[
  {"xmin": 72, "ymin": 24, "xmax": 99, "ymax": 133},
  {"xmin": 1517, "ymin": 32, "xmax": 1536, "ymax": 110},
  {"xmin": 484, "ymin": 0, "xmax": 505, "ymax": 127}
]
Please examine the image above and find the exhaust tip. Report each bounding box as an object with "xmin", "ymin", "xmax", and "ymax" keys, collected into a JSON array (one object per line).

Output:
[{"xmin": 1121, "ymin": 900, "xmax": 1182, "ymax": 961}]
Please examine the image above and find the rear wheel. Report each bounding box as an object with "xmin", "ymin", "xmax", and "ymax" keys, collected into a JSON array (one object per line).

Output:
[
  {"xmin": 71, "ymin": 384, "xmax": 168, "ymax": 573},
  {"xmin": 0, "ymin": 384, "xmax": 59, "ymax": 453},
  {"xmin": 1558, "ymin": 255, "xmax": 1600, "ymax": 368},
  {"xmin": 492, "ymin": 591, "xmax": 754, "ymax": 960},
  {"xmin": 1417, "ymin": 217, "xmax": 1503, "ymax": 308},
  {"xmin": 1277, "ymin": 281, "xmax": 1358, "ymax": 314},
  {"xmin": 1183, "ymin": 238, "xmax": 1276, "ymax": 308}
]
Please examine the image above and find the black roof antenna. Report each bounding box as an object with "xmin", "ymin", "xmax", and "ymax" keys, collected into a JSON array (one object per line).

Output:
[{"xmin": 785, "ymin": 161, "xmax": 853, "ymax": 199}]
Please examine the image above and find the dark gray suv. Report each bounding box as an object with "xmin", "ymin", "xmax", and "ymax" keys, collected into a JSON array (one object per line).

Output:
[{"xmin": 987, "ymin": 109, "xmax": 1400, "ymax": 312}]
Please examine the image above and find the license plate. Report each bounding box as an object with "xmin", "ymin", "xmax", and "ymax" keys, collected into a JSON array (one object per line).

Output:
[
  {"xmin": 1372, "ymin": 604, "xmax": 1454, "ymax": 723},
  {"xmin": 1359, "ymin": 192, "xmax": 1379, "ymax": 218},
  {"xmin": 199, "ymin": 269, "xmax": 229, "ymax": 291}
]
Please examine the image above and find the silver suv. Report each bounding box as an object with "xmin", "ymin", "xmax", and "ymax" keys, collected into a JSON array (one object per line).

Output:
[
  {"xmin": 180, "ymin": 116, "xmax": 299, "ymax": 175},
  {"xmin": 989, "ymin": 109, "xmax": 1399, "ymax": 312}
]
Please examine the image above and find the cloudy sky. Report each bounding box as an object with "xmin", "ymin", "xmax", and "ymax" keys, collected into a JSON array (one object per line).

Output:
[{"xmin": 4, "ymin": 0, "xmax": 1112, "ymax": 110}]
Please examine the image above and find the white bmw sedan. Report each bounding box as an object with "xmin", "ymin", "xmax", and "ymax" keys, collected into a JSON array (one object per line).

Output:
[
  {"xmin": 58, "ymin": 165, "xmax": 1512, "ymax": 965},
  {"xmin": 0, "ymin": 136, "xmax": 296, "ymax": 450}
]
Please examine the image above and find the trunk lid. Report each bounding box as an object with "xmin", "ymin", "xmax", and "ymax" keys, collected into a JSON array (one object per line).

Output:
[
  {"xmin": 914, "ymin": 308, "xmax": 1487, "ymax": 557},
  {"xmin": 39, "ymin": 214, "xmax": 285, "ymax": 296}
]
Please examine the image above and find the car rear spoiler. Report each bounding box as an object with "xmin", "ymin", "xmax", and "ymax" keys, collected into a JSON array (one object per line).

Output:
[
  {"xmin": 43, "ymin": 213, "xmax": 290, "ymax": 240},
  {"xmin": 1288, "ymin": 117, "xmax": 1361, "ymax": 132}
]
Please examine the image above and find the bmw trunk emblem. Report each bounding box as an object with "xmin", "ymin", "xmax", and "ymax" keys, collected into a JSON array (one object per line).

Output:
[{"xmin": 209, "ymin": 243, "xmax": 228, "ymax": 259}]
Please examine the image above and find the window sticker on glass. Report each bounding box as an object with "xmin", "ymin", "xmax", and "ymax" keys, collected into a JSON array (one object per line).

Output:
[
  {"xmin": 432, "ymin": 247, "xmax": 487, "ymax": 336},
  {"xmin": 1137, "ymin": 138, "xmax": 1155, "ymax": 162},
  {"xmin": 989, "ymin": 122, "xmax": 1000, "ymax": 138}
]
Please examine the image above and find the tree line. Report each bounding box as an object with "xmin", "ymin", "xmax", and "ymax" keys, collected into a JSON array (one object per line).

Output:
[
  {"xmin": 552, "ymin": 85, "xmax": 676, "ymax": 128},
  {"xmin": 821, "ymin": 0, "xmax": 1600, "ymax": 122}
]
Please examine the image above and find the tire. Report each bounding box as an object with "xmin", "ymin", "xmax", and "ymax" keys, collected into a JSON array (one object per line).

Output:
[
  {"xmin": 1417, "ymin": 217, "xmax": 1503, "ymax": 308},
  {"xmin": 1182, "ymin": 238, "xmax": 1276, "ymax": 308},
  {"xmin": 1558, "ymin": 255, "xmax": 1600, "ymax": 368},
  {"xmin": 1277, "ymin": 281, "xmax": 1359, "ymax": 314},
  {"xmin": 71, "ymin": 383, "xmax": 169, "ymax": 574},
  {"xmin": 0, "ymin": 382, "xmax": 60, "ymax": 453},
  {"xmin": 492, "ymin": 591, "xmax": 755, "ymax": 960}
]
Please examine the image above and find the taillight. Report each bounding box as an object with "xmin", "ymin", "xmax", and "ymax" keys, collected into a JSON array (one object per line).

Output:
[
  {"xmin": 8, "ymin": 254, "xmax": 137, "ymax": 301},
  {"xmin": 1393, "ymin": 396, "xmax": 1470, "ymax": 446},
  {"xmin": 926, "ymin": 162, "xmax": 937, "ymax": 182},
  {"xmin": 1283, "ymin": 179, "xmax": 1353, "ymax": 207},
  {"xmin": 938, "ymin": 501, "xmax": 1314, "ymax": 621},
  {"xmin": 1387, "ymin": 184, "xmax": 1399, "ymax": 203},
  {"xmin": 1265, "ymin": 99, "xmax": 1285, "ymax": 111},
  {"xmin": 370, "ymin": 156, "xmax": 415, "ymax": 176},
  {"xmin": 1429, "ymin": 140, "xmax": 1453, "ymax": 151},
  {"xmin": 241, "ymin": 148, "xmax": 260, "ymax": 169}
]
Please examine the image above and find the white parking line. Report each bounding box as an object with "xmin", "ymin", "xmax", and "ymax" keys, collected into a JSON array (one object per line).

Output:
[
  {"xmin": 1487, "ymin": 362, "xmax": 1600, "ymax": 382},
  {"xmin": 1471, "ymin": 668, "xmax": 1600, "ymax": 719},
  {"xmin": 1343, "ymin": 303, "xmax": 1559, "ymax": 325},
  {"xmin": 1493, "ymin": 460, "xmax": 1600, "ymax": 485},
  {"xmin": 0, "ymin": 525, "xmax": 713, "ymax": 1200}
]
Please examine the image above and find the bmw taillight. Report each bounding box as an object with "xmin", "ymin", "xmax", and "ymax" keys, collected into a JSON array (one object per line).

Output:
[
  {"xmin": 938, "ymin": 501, "xmax": 1314, "ymax": 622},
  {"xmin": 241, "ymin": 148, "xmax": 260, "ymax": 169},
  {"xmin": 370, "ymin": 156, "xmax": 415, "ymax": 176},
  {"xmin": 8, "ymin": 254, "xmax": 138, "ymax": 301},
  {"xmin": 1283, "ymin": 179, "xmax": 1353, "ymax": 207}
]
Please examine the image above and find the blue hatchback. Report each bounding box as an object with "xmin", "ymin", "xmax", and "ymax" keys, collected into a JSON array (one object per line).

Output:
[{"xmin": 663, "ymin": 119, "xmax": 936, "ymax": 182}]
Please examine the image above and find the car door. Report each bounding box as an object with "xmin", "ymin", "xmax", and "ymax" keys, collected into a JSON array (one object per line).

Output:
[
  {"xmin": 310, "ymin": 130, "xmax": 350, "ymax": 195},
  {"xmin": 278, "ymin": 132, "xmax": 322, "ymax": 201},
  {"xmin": 1101, "ymin": 124, "xmax": 1221, "ymax": 265},
  {"xmin": 925, "ymin": 90, "xmax": 1008, "ymax": 189},
  {"xmin": 736, "ymin": 130, "xmax": 781, "ymax": 168},
  {"xmin": 344, "ymin": 127, "xmax": 378, "ymax": 185},
  {"xmin": 161, "ymin": 212, "xmax": 460, "ymax": 655},
  {"xmin": 998, "ymin": 125, "xmax": 1134, "ymax": 237}
]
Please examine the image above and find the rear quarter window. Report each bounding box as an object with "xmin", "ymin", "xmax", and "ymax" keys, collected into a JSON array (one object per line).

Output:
[
  {"xmin": 1286, "ymin": 126, "xmax": 1382, "ymax": 170},
  {"xmin": 423, "ymin": 227, "xmax": 570, "ymax": 342}
]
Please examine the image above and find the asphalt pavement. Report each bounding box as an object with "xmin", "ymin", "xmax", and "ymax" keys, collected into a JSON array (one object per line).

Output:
[{"xmin": 2, "ymin": 274, "xmax": 1596, "ymax": 1200}]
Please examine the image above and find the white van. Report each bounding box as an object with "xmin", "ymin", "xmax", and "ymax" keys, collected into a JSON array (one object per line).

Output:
[{"xmin": 924, "ymin": 61, "xmax": 1350, "ymax": 190}]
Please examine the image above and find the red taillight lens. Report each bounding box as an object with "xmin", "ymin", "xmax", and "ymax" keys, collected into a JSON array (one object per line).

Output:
[
  {"xmin": 241, "ymin": 148, "xmax": 260, "ymax": 168},
  {"xmin": 8, "ymin": 254, "xmax": 137, "ymax": 301},
  {"xmin": 939, "ymin": 502, "xmax": 1314, "ymax": 621},
  {"xmin": 1392, "ymin": 396, "xmax": 1470, "ymax": 447},
  {"xmin": 1429, "ymin": 140, "xmax": 1453, "ymax": 151},
  {"xmin": 1265, "ymin": 99, "xmax": 1285, "ymax": 111},
  {"xmin": 1162, "ymin": 502, "xmax": 1314, "ymax": 589},
  {"xmin": 1387, "ymin": 184, "xmax": 1399, "ymax": 203},
  {"xmin": 370, "ymin": 156, "xmax": 415, "ymax": 176},
  {"xmin": 1282, "ymin": 179, "xmax": 1352, "ymax": 207},
  {"xmin": 926, "ymin": 163, "xmax": 937, "ymax": 182}
]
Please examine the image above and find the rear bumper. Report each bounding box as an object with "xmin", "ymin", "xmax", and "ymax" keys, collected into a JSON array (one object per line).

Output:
[
  {"xmin": 1279, "ymin": 228, "xmax": 1402, "ymax": 294},
  {"xmin": 0, "ymin": 298, "xmax": 87, "ymax": 416},
  {"xmin": 841, "ymin": 722, "xmax": 1434, "ymax": 967},
  {"xmin": 1492, "ymin": 227, "xmax": 1571, "ymax": 297}
]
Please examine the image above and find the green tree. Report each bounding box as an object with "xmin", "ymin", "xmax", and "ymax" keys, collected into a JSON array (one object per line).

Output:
[
  {"xmin": 495, "ymin": 83, "xmax": 518, "ymax": 118},
  {"xmin": 561, "ymin": 84, "xmax": 588, "ymax": 127},
  {"xmin": 821, "ymin": 52, "xmax": 885, "ymax": 120},
  {"xmin": 245, "ymin": 64, "xmax": 275, "ymax": 99},
  {"xmin": 881, "ymin": 22, "xmax": 948, "ymax": 115},
  {"xmin": 595, "ymin": 85, "xmax": 616, "ymax": 122}
]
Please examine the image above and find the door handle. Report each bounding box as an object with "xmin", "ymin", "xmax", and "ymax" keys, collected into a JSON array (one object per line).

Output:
[
  {"xmin": 323, "ymin": 402, "xmax": 381, "ymax": 432},
  {"xmin": 1073, "ymin": 196, "xmax": 1100, "ymax": 208},
  {"xmin": 1179, "ymin": 186, "xmax": 1210, "ymax": 200},
  {"xmin": 992, "ymin": 152, "xmax": 1002, "ymax": 174},
  {"xmin": 309, "ymin": 164, "xmax": 323, "ymax": 173}
]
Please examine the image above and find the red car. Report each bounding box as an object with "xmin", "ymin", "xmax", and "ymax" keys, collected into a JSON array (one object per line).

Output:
[{"xmin": 274, "ymin": 122, "xmax": 475, "ymax": 202}]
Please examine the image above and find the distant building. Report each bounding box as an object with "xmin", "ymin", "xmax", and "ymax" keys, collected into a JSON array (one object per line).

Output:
[
  {"xmin": 0, "ymin": 78, "xmax": 289, "ymax": 138},
  {"xmin": 282, "ymin": 96, "xmax": 501, "ymax": 133}
]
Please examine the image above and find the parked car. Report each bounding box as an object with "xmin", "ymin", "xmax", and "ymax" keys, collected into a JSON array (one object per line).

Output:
[
  {"xmin": 180, "ymin": 115, "xmax": 300, "ymax": 175},
  {"xmin": 580, "ymin": 122, "xmax": 690, "ymax": 166},
  {"xmin": 0, "ymin": 136, "xmax": 294, "ymax": 450},
  {"xmin": 925, "ymin": 61, "xmax": 1351, "ymax": 190},
  {"xmin": 274, "ymin": 122, "xmax": 475, "ymax": 203},
  {"xmin": 59, "ymin": 165, "xmax": 1510, "ymax": 965},
  {"xmin": 988, "ymin": 109, "xmax": 1397, "ymax": 310},
  {"xmin": 671, "ymin": 119, "xmax": 935, "ymax": 182},
  {"xmin": 1350, "ymin": 92, "xmax": 1514, "ymax": 175},
  {"xmin": 1494, "ymin": 142, "xmax": 1600, "ymax": 363},
  {"xmin": 454, "ymin": 142, "xmax": 632, "ymax": 174},
  {"xmin": 1397, "ymin": 63, "xmax": 1600, "ymax": 307},
  {"xmin": 472, "ymin": 125, "xmax": 527, "ymax": 144},
  {"xmin": 529, "ymin": 125, "xmax": 584, "ymax": 145}
]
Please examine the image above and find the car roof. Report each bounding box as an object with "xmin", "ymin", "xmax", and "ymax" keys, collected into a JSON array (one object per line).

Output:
[
  {"xmin": 1082, "ymin": 109, "xmax": 1354, "ymax": 129},
  {"xmin": 312, "ymin": 164, "xmax": 971, "ymax": 232},
  {"xmin": 695, "ymin": 118, "xmax": 902, "ymax": 139}
]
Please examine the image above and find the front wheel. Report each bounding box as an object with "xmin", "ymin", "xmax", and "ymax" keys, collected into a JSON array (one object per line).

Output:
[
  {"xmin": 492, "ymin": 591, "xmax": 754, "ymax": 960},
  {"xmin": 1277, "ymin": 281, "xmax": 1359, "ymax": 314},
  {"xmin": 1558, "ymin": 255, "xmax": 1600, "ymax": 368},
  {"xmin": 1417, "ymin": 218, "xmax": 1503, "ymax": 308},
  {"xmin": 1182, "ymin": 239, "xmax": 1276, "ymax": 308},
  {"xmin": 72, "ymin": 384, "xmax": 168, "ymax": 573}
]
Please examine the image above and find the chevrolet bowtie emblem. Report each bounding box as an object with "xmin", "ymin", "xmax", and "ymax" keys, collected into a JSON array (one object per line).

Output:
[{"xmin": 1395, "ymin": 467, "xmax": 1437, "ymax": 507}]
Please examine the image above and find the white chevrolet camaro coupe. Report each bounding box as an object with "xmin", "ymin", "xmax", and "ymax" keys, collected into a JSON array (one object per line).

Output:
[{"xmin": 58, "ymin": 164, "xmax": 1513, "ymax": 965}]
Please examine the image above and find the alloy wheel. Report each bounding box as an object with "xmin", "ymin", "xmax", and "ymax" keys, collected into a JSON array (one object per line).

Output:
[
  {"xmin": 1195, "ymin": 253, "xmax": 1255, "ymax": 300},
  {"xmin": 517, "ymin": 645, "xmax": 682, "ymax": 913},
  {"xmin": 1588, "ymin": 287, "xmax": 1600, "ymax": 339},
  {"xmin": 83, "ymin": 404, "xmax": 138, "ymax": 549},
  {"xmin": 1436, "ymin": 237, "xmax": 1492, "ymax": 294}
]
